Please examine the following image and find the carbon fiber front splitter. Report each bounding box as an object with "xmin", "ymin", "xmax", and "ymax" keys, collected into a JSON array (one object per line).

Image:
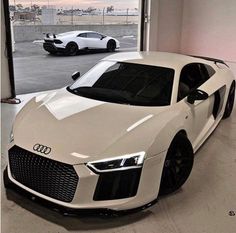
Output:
[{"xmin": 3, "ymin": 167, "xmax": 158, "ymax": 217}]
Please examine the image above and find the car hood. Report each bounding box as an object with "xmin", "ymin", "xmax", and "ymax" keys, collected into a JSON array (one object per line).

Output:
[{"xmin": 13, "ymin": 88, "xmax": 169, "ymax": 164}]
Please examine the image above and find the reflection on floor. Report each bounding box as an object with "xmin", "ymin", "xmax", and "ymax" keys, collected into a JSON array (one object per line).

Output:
[{"xmin": 1, "ymin": 91, "xmax": 236, "ymax": 233}]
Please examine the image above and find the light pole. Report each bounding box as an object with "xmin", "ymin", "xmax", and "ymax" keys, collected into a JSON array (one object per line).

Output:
[
  {"xmin": 126, "ymin": 8, "xmax": 129, "ymax": 24},
  {"xmin": 71, "ymin": 6, "xmax": 74, "ymax": 25},
  {"xmin": 102, "ymin": 7, "xmax": 105, "ymax": 25}
]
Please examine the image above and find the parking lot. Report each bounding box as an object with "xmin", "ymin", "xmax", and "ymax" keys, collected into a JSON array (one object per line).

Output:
[{"xmin": 13, "ymin": 36, "xmax": 137, "ymax": 94}]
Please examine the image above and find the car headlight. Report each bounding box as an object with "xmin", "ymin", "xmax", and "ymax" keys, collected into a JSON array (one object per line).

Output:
[
  {"xmin": 86, "ymin": 151, "xmax": 145, "ymax": 173},
  {"xmin": 10, "ymin": 128, "xmax": 14, "ymax": 143}
]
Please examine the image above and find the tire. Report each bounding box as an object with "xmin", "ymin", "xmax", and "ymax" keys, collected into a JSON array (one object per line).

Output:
[
  {"xmin": 49, "ymin": 51, "xmax": 57, "ymax": 55},
  {"xmin": 65, "ymin": 42, "xmax": 78, "ymax": 56},
  {"xmin": 107, "ymin": 40, "xmax": 116, "ymax": 52},
  {"xmin": 159, "ymin": 134, "xmax": 194, "ymax": 196},
  {"xmin": 223, "ymin": 81, "xmax": 235, "ymax": 119}
]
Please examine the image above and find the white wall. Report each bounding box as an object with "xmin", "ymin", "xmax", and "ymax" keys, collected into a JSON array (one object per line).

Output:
[
  {"xmin": 155, "ymin": 0, "xmax": 184, "ymax": 52},
  {"xmin": 146, "ymin": 0, "xmax": 236, "ymax": 76},
  {"xmin": 148, "ymin": 0, "xmax": 184, "ymax": 52},
  {"xmin": 228, "ymin": 62, "xmax": 236, "ymax": 77},
  {"xmin": 180, "ymin": 0, "xmax": 236, "ymax": 62},
  {"xmin": 1, "ymin": 0, "xmax": 12, "ymax": 99}
]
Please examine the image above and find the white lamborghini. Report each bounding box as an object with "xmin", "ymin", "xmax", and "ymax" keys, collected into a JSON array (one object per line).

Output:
[
  {"xmin": 5, "ymin": 52, "xmax": 235, "ymax": 213},
  {"xmin": 43, "ymin": 30, "xmax": 120, "ymax": 55}
]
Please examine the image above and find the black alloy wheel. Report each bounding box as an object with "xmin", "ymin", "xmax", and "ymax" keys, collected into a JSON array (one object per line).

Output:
[
  {"xmin": 159, "ymin": 134, "xmax": 194, "ymax": 196},
  {"xmin": 107, "ymin": 40, "xmax": 116, "ymax": 52},
  {"xmin": 223, "ymin": 81, "xmax": 235, "ymax": 119},
  {"xmin": 66, "ymin": 43, "xmax": 78, "ymax": 56}
]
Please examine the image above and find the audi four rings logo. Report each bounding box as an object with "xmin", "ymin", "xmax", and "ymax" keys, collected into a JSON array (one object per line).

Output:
[{"xmin": 33, "ymin": 144, "xmax": 51, "ymax": 155}]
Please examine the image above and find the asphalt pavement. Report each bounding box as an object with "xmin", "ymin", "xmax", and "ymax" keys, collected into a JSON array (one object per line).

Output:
[{"xmin": 13, "ymin": 36, "xmax": 137, "ymax": 94}]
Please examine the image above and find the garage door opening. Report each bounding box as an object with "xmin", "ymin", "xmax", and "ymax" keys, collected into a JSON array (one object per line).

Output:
[{"xmin": 8, "ymin": 0, "xmax": 141, "ymax": 95}]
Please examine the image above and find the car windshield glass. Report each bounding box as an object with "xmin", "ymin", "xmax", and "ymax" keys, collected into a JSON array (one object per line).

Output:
[{"xmin": 68, "ymin": 61, "xmax": 174, "ymax": 106}]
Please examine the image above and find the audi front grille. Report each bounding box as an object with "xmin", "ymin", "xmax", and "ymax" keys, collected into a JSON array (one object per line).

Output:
[{"xmin": 8, "ymin": 146, "xmax": 79, "ymax": 203}]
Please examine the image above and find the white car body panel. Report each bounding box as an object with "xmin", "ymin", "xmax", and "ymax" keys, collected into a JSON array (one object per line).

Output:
[
  {"xmin": 7, "ymin": 52, "xmax": 235, "ymax": 210},
  {"xmin": 43, "ymin": 30, "xmax": 120, "ymax": 52},
  {"xmin": 7, "ymin": 152, "xmax": 166, "ymax": 210}
]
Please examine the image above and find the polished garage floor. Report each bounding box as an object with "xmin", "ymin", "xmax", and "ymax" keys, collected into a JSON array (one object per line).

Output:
[{"xmin": 1, "ymin": 92, "xmax": 236, "ymax": 233}]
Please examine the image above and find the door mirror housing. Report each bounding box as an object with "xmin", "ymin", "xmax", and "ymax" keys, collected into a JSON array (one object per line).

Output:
[
  {"xmin": 71, "ymin": 71, "xmax": 80, "ymax": 81},
  {"xmin": 187, "ymin": 89, "xmax": 209, "ymax": 104},
  {"xmin": 100, "ymin": 35, "xmax": 106, "ymax": 40}
]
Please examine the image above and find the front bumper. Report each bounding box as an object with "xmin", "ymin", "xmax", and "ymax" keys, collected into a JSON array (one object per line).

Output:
[
  {"xmin": 4, "ymin": 168, "xmax": 157, "ymax": 216},
  {"xmin": 5, "ymin": 145, "xmax": 166, "ymax": 212}
]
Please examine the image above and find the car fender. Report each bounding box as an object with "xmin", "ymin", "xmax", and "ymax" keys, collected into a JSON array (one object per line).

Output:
[
  {"xmin": 101, "ymin": 106, "xmax": 188, "ymax": 159},
  {"xmin": 54, "ymin": 38, "xmax": 78, "ymax": 49},
  {"xmin": 147, "ymin": 108, "xmax": 189, "ymax": 157},
  {"xmin": 74, "ymin": 37, "xmax": 88, "ymax": 49},
  {"xmin": 105, "ymin": 37, "xmax": 117, "ymax": 45},
  {"xmin": 66, "ymin": 39, "xmax": 79, "ymax": 48}
]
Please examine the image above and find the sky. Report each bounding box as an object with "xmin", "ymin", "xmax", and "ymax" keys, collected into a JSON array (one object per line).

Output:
[{"xmin": 9, "ymin": 0, "xmax": 139, "ymax": 9}]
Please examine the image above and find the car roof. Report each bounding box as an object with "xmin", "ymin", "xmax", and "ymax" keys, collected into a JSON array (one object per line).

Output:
[
  {"xmin": 74, "ymin": 30, "xmax": 95, "ymax": 34},
  {"xmin": 59, "ymin": 30, "xmax": 98, "ymax": 35},
  {"xmin": 102, "ymin": 52, "xmax": 216, "ymax": 70}
]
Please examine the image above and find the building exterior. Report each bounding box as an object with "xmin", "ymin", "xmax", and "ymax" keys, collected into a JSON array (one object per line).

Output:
[
  {"xmin": 41, "ymin": 6, "xmax": 57, "ymax": 25},
  {"xmin": 13, "ymin": 12, "xmax": 36, "ymax": 21}
]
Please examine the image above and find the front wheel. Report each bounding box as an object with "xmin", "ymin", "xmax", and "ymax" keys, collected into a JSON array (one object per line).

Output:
[
  {"xmin": 159, "ymin": 134, "xmax": 194, "ymax": 196},
  {"xmin": 223, "ymin": 81, "xmax": 235, "ymax": 119},
  {"xmin": 107, "ymin": 40, "xmax": 116, "ymax": 52}
]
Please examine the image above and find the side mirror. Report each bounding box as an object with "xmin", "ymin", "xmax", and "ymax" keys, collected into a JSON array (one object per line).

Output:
[
  {"xmin": 100, "ymin": 35, "xmax": 106, "ymax": 40},
  {"xmin": 71, "ymin": 71, "xmax": 80, "ymax": 81},
  {"xmin": 187, "ymin": 89, "xmax": 209, "ymax": 104}
]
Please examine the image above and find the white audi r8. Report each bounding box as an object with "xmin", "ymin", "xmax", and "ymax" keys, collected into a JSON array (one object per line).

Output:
[
  {"xmin": 43, "ymin": 30, "xmax": 120, "ymax": 55},
  {"xmin": 5, "ymin": 52, "xmax": 235, "ymax": 213}
]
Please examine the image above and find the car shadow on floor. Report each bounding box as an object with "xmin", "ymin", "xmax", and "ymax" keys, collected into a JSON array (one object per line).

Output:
[
  {"xmin": 5, "ymin": 188, "xmax": 153, "ymax": 231},
  {"xmin": 4, "ymin": 149, "xmax": 216, "ymax": 232},
  {"xmin": 47, "ymin": 49, "xmax": 120, "ymax": 57}
]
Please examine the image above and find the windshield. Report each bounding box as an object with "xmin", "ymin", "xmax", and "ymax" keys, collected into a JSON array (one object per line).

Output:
[{"xmin": 68, "ymin": 61, "xmax": 174, "ymax": 106}]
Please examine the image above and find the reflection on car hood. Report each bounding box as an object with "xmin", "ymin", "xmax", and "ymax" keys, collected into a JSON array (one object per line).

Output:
[{"xmin": 13, "ymin": 88, "xmax": 168, "ymax": 164}]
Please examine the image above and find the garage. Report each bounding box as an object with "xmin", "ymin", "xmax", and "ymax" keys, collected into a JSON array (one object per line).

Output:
[{"xmin": 1, "ymin": 0, "xmax": 236, "ymax": 233}]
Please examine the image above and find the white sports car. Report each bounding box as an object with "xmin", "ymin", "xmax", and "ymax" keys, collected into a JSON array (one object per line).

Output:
[
  {"xmin": 4, "ymin": 52, "xmax": 235, "ymax": 214},
  {"xmin": 43, "ymin": 30, "xmax": 120, "ymax": 55}
]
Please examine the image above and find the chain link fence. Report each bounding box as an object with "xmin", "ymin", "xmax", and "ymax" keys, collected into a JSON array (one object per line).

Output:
[{"xmin": 10, "ymin": 3, "xmax": 139, "ymax": 26}]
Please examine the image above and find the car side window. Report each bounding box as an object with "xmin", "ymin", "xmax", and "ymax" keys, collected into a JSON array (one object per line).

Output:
[
  {"xmin": 87, "ymin": 33, "xmax": 102, "ymax": 39},
  {"xmin": 78, "ymin": 33, "xmax": 87, "ymax": 38},
  {"xmin": 200, "ymin": 64, "xmax": 215, "ymax": 80},
  {"xmin": 178, "ymin": 63, "xmax": 207, "ymax": 101}
]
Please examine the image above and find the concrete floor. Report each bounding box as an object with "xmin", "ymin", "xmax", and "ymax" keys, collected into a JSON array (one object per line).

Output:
[
  {"xmin": 13, "ymin": 37, "xmax": 137, "ymax": 95},
  {"xmin": 1, "ymin": 91, "xmax": 236, "ymax": 233}
]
